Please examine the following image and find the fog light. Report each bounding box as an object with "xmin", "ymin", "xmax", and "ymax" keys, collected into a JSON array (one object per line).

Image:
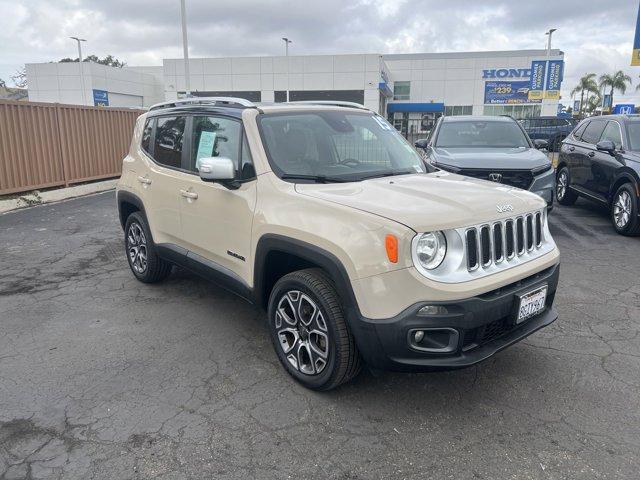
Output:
[
  {"xmin": 414, "ymin": 330, "xmax": 425, "ymax": 343},
  {"xmin": 418, "ymin": 305, "xmax": 448, "ymax": 316}
]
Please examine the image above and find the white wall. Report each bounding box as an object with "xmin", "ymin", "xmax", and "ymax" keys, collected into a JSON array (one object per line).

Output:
[
  {"xmin": 383, "ymin": 50, "xmax": 564, "ymax": 116},
  {"xmin": 26, "ymin": 62, "xmax": 164, "ymax": 107},
  {"xmin": 164, "ymin": 54, "xmax": 383, "ymax": 112}
]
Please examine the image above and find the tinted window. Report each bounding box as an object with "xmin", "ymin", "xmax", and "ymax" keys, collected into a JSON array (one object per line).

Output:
[
  {"xmin": 581, "ymin": 121, "xmax": 606, "ymax": 144},
  {"xmin": 600, "ymin": 121, "xmax": 622, "ymax": 149},
  {"xmin": 141, "ymin": 119, "xmax": 154, "ymax": 155},
  {"xmin": 154, "ymin": 116, "xmax": 185, "ymax": 168},
  {"xmin": 572, "ymin": 121, "xmax": 588, "ymax": 140},
  {"xmin": 393, "ymin": 81, "xmax": 410, "ymax": 100},
  {"xmin": 435, "ymin": 120, "xmax": 529, "ymax": 148},
  {"xmin": 191, "ymin": 116, "xmax": 242, "ymax": 175},
  {"xmin": 240, "ymin": 135, "xmax": 256, "ymax": 179},
  {"xmin": 626, "ymin": 122, "xmax": 640, "ymax": 151}
]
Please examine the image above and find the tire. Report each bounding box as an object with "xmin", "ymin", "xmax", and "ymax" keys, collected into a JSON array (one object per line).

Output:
[
  {"xmin": 267, "ymin": 268, "xmax": 362, "ymax": 391},
  {"xmin": 124, "ymin": 211, "xmax": 172, "ymax": 283},
  {"xmin": 611, "ymin": 183, "xmax": 640, "ymax": 236},
  {"xmin": 556, "ymin": 167, "xmax": 578, "ymax": 206}
]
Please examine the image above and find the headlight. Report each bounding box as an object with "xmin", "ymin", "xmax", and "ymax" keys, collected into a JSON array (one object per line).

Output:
[{"xmin": 414, "ymin": 231, "xmax": 447, "ymax": 270}]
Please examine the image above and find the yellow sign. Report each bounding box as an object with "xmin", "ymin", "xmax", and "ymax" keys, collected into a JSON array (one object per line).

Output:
[
  {"xmin": 632, "ymin": 49, "xmax": 640, "ymax": 66},
  {"xmin": 544, "ymin": 90, "xmax": 560, "ymax": 100},
  {"xmin": 528, "ymin": 90, "xmax": 543, "ymax": 101}
]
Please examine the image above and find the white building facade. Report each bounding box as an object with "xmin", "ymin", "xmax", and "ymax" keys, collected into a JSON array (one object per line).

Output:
[{"xmin": 25, "ymin": 49, "xmax": 564, "ymax": 124}]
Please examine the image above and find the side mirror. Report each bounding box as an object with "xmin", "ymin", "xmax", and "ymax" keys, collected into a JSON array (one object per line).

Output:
[
  {"xmin": 414, "ymin": 138, "xmax": 429, "ymax": 149},
  {"xmin": 197, "ymin": 157, "xmax": 235, "ymax": 182},
  {"xmin": 596, "ymin": 140, "xmax": 616, "ymax": 154},
  {"xmin": 533, "ymin": 139, "xmax": 548, "ymax": 150}
]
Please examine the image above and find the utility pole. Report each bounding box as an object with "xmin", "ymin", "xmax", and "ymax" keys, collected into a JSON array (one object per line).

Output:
[
  {"xmin": 282, "ymin": 37, "xmax": 292, "ymax": 102},
  {"xmin": 70, "ymin": 37, "xmax": 87, "ymax": 105},
  {"xmin": 180, "ymin": 0, "xmax": 191, "ymax": 97}
]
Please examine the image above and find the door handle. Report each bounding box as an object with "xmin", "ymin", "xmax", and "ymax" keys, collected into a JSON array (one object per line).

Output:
[
  {"xmin": 180, "ymin": 189, "xmax": 198, "ymax": 200},
  {"xmin": 137, "ymin": 175, "xmax": 152, "ymax": 185},
  {"xmin": 569, "ymin": 146, "xmax": 575, "ymax": 152},
  {"xmin": 588, "ymin": 151, "xmax": 595, "ymax": 157}
]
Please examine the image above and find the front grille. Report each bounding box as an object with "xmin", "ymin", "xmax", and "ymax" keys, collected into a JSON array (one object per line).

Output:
[
  {"xmin": 466, "ymin": 211, "xmax": 544, "ymax": 271},
  {"xmin": 458, "ymin": 169, "xmax": 534, "ymax": 190}
]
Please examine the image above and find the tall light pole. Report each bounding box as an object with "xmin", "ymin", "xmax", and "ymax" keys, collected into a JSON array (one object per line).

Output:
[
  {"xmin": 180, "ymin": 0, "xmax": 191, "ymax": 97},
  {"xmin": 282, "ymin": 37, "xmax": 292, "ymax": 102},
  {"xmin": 70, "ymin": 37, "xmax": 87, "ymax": 105},
  {"xmin": 542, "ymin": 28, "xmax": 556, "ymax": 114}
]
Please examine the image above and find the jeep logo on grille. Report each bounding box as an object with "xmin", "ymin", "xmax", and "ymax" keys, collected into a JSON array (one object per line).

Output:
[
  {"xmin": 489, "ymin": 173, "xmax": 503, "ymax": 183},
  {"xmin": 496, "ymin": 204, "xmax": 514, "ymax": 213}
]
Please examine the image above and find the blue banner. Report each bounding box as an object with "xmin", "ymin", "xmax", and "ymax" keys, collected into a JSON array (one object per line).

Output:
[
  {"xmin": 633, "ymin": 3, "xmax": 640, "ymax": 65},
  {"xmin": 92, "ymin": 89, "xmax": 109, "ymax": 106},
  {"xmin": 545, "ymin": 60, "xmax": 563, "ymax": 91},
  {"xmin": 530, "ymin": 61, "xmax": 546, "ymax": 91},
  {"xmin": 484, "ymin": 81, "xmax": 541, "ymax": 105}
]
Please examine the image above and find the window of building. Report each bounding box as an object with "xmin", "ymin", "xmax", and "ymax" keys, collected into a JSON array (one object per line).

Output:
[
  {"xmin": 444, "ymin": 105, "xmax": 472, "ymax": 116},
  {"xmin": 393, "ymin": 81, "xmax": 411, "ymax": 100},
  {"xmin": 483, "ymin": 104, "xmax": 541, "ymax": 118},
  {"xmin": 141, "ymin": 118, "xmax": 154, "ymax": 156},
  {"xmin": 154, "ymin": 116, "xmax": 186, "ymax": 169}
]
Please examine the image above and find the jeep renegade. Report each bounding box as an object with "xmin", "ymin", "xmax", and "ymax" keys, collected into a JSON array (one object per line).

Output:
[{"xmin": 116, "ymin": 98, "xmax": 560, "ymax": 390}]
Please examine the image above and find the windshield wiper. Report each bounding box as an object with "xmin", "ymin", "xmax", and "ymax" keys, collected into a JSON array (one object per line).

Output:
[
  {"xmin": 359, "ymin": 169, "xmax": 418, "ymax": 180},
  {"xmin": 281, "ymin": 174, "xmax": 352, "ymax": 183}
]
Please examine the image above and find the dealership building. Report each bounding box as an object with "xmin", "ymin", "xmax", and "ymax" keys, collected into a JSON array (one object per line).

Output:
[{"xmin": 25, "ymin": 49, "xmax": 564, "ymax": 127}]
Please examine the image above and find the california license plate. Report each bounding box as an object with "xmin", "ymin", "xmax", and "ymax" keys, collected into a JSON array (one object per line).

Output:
[{"xmin": 516, "ymin": 285, "xmax": 547, "ymax": 324}]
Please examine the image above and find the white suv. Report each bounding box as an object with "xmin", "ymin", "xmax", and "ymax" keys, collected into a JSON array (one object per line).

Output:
[{"xmin": 116, "ymin": 98, "xmax": 560, "ymax": 390}]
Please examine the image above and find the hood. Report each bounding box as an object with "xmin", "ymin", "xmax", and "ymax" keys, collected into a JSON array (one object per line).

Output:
[
  {"xmin": 295, "ymin": 172, "xmax": 545, "ymax": 232},
  {"xmin": 432, "ymin": 146, "xmax": 549, "ymax": 170}
]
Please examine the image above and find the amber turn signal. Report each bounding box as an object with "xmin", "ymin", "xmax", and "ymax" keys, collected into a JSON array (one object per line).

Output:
[{"xmin": 385, "ymin": 234, "xmax": 398, "ymax": 263}]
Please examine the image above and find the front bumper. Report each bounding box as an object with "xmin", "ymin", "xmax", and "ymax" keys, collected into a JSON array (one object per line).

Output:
[{"xmin": 349, "ymin": 263, "xmax": 559, "ymax": 371}]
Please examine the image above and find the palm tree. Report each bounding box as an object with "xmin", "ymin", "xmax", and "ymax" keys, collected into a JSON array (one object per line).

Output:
[
  {"xmin": 570, "ymin": 73, "xmax": 598, "ymax": 116},
  {"xmin": 599, "ymin": 70, "xmax": 632, "ymax": 111}
]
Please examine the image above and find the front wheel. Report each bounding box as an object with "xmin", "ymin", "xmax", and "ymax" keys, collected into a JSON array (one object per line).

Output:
[
  {"xmin": 267, "ymin": 269, "xmax": 361, "ymax": 390},
  {"xmin": 611, "ymin": 184, "xmax": 640, "ymax": 236},
  {"xmin": 556, "ymin": 167, "xmax": 578, "ymax": 206},
  {"xmin": 124, "ymin": 212, "xmax": 172, "ymax": 283}
]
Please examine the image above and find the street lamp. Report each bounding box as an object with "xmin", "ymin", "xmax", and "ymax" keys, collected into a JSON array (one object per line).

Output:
[
  {"xmin": 180, "ymin": 0, "xmax": 191, "ymax": 97},
  {"xmin": 282, "ymin": 37, "xmax": 292, "ymax": 102},
  {"xmin": 70, "ymin": 36, "xmax": 87, "ymax": 105},
  {"xmin": 541, "ymin": 28, "xmax": 557, "ymax": 115},
  {"xmin": 545, "ymin": 28, "xmax": 557, "ymax": 58}
]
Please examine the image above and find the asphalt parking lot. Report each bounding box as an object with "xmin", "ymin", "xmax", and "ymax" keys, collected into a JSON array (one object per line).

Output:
[{"xmin": 1, "ymin": 191, "xmax": 639, "ymax": 480}]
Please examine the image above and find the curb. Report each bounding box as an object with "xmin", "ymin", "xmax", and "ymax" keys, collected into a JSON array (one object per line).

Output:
[{"xmin": 0, "ymin": 179, "xmax": 118, "ymax": 214}]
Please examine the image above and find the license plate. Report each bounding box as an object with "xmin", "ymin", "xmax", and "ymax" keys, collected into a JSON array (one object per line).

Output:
[{"xmin": 516, "ymin": 285, "xmax": 547, "ymax": 324}]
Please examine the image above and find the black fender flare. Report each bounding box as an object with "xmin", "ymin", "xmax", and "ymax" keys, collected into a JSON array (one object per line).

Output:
[
  {"xmin": 116, "ymin": 190, "xmax": 146, "ymax": 230},
  {"xmin": 609, "ymin": 170, "xmax": 640, "ymax": 203},
  {"xmin": 253, "ymin": 234, "xmax": 361, "ymax": 319}
]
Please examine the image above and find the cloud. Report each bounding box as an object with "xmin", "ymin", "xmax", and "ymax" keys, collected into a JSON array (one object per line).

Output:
[{"xmin": 2, "ymin": 0, "xmax": 640, "ymax": 103}]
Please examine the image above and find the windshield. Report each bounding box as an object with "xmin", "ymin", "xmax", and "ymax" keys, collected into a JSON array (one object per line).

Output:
[
  {"xmin": 435, "ymin": 120, "xmax": 530, "ymax": 148},
  {"xmin": 258, "ymin": 111, "xmax": 426, "ymax": 182},
  {"xmin": 626, "ymin": 122, "xmax": 640, "ymax": 151}
]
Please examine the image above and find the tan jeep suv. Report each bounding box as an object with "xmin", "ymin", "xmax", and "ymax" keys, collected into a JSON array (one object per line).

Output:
[{"xmin": 116, "ymin": 98, "xmax": 560, "ymax": 390}]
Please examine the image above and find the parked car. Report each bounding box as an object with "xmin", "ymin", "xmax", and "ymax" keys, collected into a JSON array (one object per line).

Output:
[
  {"xmin": 520, "ymin": 116, "xmax": 577, "ymax": 152},
  {"xmin": 116, "ymin": 98, "xmax": 560, "ymax": 390},
  {"xmin": 556, "ymin": 114, "xmax": 640, "ymax": 235},
  {"xmin": 415, "ymin": 115, "xmax": 554, "ymax": 208}
]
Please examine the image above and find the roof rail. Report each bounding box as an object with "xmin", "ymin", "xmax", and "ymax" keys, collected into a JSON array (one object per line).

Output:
[
  {"xmin": 286, "ymin": 100, "xmax": 369, "ymax": 111},
  {"xmin": 149, "ymin": 96, "xmax": 256, "ymax": 111}
]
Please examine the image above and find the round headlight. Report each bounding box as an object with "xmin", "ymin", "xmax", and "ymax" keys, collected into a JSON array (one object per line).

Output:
[{"xmin": 415, "ymin": 231, "xmax": 447, "ymax": 270}]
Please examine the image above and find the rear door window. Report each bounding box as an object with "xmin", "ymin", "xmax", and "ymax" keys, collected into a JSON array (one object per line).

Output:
[
  {"xmin": 580, "ymin": 121, "xmax": 606, "ymax": 144},
  {"xmin": 572, "ymin": 121, "xmax": 588, "ymax": 140},
  {"xmin": 141, "ymin": 118, "xmax": 154, "ymax": 156},
  {"xmin": 154, "ymin": 116, "xmax": 186, "ymax": 168}
]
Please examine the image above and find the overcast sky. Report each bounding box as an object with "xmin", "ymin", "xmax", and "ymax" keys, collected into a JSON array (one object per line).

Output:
[{"xmin": 2, "ymin": 0, "xmax": 640, "ymax": 105}]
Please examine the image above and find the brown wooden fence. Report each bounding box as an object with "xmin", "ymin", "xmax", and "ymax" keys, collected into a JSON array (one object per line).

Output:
[{"xmin": 0, "ymin": 100, "xmax": 144, "ymax": 195}]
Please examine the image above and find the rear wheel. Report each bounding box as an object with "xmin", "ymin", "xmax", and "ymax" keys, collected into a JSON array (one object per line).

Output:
[
  {"xmin": 267, "ymin": 269, "xmax": 361, "ymax": 390},
  {"xmin": 611, "ymin": 183, "xmax": 640, "ymax": 236},
  {"xmin": 124, "ymin": 212, "xmax": 172, "ymax": 283},
  {"xmin": 556, "ymin": 167, "xmax": 578, "ymax": 206}
]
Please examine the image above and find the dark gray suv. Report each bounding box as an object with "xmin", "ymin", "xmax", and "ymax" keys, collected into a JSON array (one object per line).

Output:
[{"xmin": 415, "ymin": 115, "xmax": 554, "ymax": 208}]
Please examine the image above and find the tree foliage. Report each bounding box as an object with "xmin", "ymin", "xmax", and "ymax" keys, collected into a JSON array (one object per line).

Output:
[{"xmin": 58, "ymin": 55, "xmax": 126, "ymax": 67}]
